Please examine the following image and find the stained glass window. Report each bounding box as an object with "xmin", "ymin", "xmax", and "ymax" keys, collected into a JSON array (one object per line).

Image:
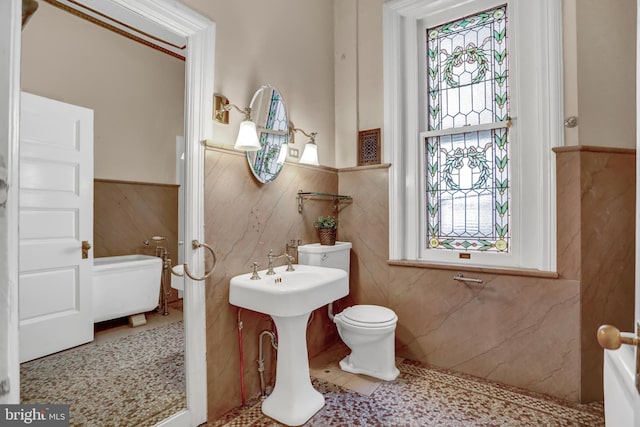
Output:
[{"xmin": 425, "ymin": 5, "xmax": 510, "ymax": 253}]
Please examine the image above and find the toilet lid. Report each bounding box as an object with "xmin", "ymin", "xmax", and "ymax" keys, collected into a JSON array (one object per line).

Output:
[{"xmin": 342, "ymin": 305, "xmax": 397, "ymax": 325}]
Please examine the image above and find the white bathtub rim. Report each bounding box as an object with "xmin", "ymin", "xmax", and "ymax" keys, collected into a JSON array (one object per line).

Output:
[{"xmin": 94, "ymin": 254, "xmax": 161, "ymax": 268}]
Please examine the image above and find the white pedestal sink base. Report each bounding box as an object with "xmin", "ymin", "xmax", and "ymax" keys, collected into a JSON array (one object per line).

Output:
[{"xmin": 261, "ymin": 313, "xmax": 325, "ymax": 426}]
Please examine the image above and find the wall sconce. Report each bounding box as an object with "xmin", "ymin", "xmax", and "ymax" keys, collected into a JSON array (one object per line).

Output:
[
  {"xmin": 213, "ymin": 94, "xmax": 261, "ymax": 151},
  {"xmin": 22, "ymin": 0, "xmax": 39, "ymax": 29},
  {"xmin": 290, "ymin": 123, "xmax": 319, "ymax": 166}
]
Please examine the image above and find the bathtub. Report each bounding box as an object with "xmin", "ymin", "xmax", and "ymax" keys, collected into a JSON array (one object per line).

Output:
[
  {"xmin": 603, "ymin": 334, "xmax": 640, "ymax": 426},
  {"xmin": 93, "ymin": 254, "xmax": 162, "ymax": 323}
]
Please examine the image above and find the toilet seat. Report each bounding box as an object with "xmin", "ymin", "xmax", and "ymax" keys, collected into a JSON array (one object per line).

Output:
[{"xmin": 339, "ymin": 305, "xmax": 397, "ymax": 328}]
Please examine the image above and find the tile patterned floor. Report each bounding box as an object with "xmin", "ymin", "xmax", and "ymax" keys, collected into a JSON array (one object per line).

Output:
[
  {"xmin": 21, "ymin": 308, "xmax": 185, "ymax": 427},
  {"xmin": 208, "ymin": 343, "xmax": 604, "ymax": 427}
]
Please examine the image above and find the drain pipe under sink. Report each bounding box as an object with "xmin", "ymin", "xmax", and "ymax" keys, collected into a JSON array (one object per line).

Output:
[
  {"xmin": 237, "ymin": 309, "xmax": 246, "ymax": 406},
  {"xmin": 255, "ymin": 313, "xmax": 317, "ymax": 398},
  {"xmin": 257, "ymin": 330, "xmax": 278, "ymax": 399}
]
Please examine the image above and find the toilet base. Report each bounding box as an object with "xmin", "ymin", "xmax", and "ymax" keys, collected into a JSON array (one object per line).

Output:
[{"xmin": 339, "ymin": 355, "xmax": 400, "ymax": 381}]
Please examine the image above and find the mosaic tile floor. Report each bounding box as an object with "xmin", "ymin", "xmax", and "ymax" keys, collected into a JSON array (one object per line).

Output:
[
  {"xmin": 208, "ymin": 343, "xmax": 604, "ymax": 427},
  {"xmin": 21, "ymin": 311, "xmax": 186, "ymax": 427}
]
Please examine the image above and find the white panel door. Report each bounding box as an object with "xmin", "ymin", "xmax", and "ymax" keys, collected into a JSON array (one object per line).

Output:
[{"xmin": 19, "ymin": 92, "xmax": 94, "ymax": 362}]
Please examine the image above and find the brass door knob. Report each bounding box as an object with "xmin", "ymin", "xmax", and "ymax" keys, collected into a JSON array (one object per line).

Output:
[
  {"xmin": 82, "ymin": 240, "xmax": 92, "ymax": 259},
  {"xmin": 597, "ymin": 324, "xmax": 640, "ymax": 350}
]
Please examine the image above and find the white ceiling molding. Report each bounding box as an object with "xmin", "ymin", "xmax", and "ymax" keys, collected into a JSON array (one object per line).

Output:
[{"xmin": 44, "ymin": 0, "xmax": 187, "ymax": 59}]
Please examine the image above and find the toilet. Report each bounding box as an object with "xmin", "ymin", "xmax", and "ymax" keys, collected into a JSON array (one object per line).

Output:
[{"xmin": 298, "ymin": 241, "xmax": 400, "ymax": 381}]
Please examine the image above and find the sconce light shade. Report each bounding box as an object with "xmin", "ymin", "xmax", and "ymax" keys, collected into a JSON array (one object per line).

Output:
[
  {"xmin": 234, "ymin": 120, "xmax": 261, "ymax": 151},
  {"xmin": 299, "ymin": 141, "xmax": 319, "ymax": 166}
]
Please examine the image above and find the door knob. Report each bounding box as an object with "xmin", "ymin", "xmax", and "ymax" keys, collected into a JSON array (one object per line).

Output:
[
  {"xmin": 598, "ymin": 323, "xmax": 640, "ymax": 394},
  {"xmin": 82, "ymin": 240, "xmax": 92, "ymax": 259},
  {"xmin": 597, "ymin": 324, "xmax": 640, "ymax": 350}
]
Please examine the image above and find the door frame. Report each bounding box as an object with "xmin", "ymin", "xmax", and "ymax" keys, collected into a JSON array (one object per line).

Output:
[
  {"xmin": 1, "ymin": 1, "xmax": 214, "ymax": 425},
  {"xmin": 1, "ymin": 0, "xmax": 21, "ymax": 408}
]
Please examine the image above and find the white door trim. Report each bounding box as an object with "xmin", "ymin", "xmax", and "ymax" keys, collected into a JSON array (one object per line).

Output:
[
  {"xmin": 181, "ymin": 19, "xmax": 215, "ymax": 427},
  {"xmin": 3, "ymin": 1, "xmax": 215, "ymax": 425},
  {"xmin": 1, "ymin": 0, "xmax": 21, "ymax": 405}
]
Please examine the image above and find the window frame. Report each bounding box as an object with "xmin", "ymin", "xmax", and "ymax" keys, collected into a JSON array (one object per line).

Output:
[{"xmin": 383, "ymin": 0, "xmax": 562, "ymax": 271}]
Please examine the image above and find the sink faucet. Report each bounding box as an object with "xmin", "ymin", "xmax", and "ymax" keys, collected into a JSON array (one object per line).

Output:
[{"xmin": 266, "ymin": 249, "xmax": 295, "ymax": 275}]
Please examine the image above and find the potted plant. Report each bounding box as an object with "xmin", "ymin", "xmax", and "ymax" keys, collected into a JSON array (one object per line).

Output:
[{"xmin": 314, "ymin": 215, "xmax": 338, "ymax": 246}]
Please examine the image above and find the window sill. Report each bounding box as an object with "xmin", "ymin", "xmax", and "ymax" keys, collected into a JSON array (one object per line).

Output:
[{"xmin": 387, "ymin": 260, "xmax": 559, "ymax": 279}]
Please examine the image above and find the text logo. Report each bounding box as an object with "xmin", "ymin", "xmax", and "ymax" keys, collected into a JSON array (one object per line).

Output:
[{"xmin": 0, "ymin": 405, "xmax": 69, "ymax": 426}]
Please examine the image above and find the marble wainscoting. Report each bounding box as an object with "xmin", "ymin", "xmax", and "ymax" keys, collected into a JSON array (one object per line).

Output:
[
  {"xmin": 337, "ymin": 147, "xmax": 635, "ymax": 403},
  {"xmin": 200, "ymin": 143, "xmax": 634, "ymax": 421},
  {"xmin": 555, "ymin": 146, "xmax": 636, "ymax": 402},
  {"xmin": 93, "ymin": 179, "xmax": 180, "ymax": 303},
  {"xmin": 389, "ymin": 267, "xmax": 581, "ymax": 401},
  {"xmin": 94, "ymin": 179, "xmax": 179, "ymax": 259},
  {"xmin": 338, "ymin": 165, "xmax": 391, "ymax": 308},
  {"xmin": 203, "ymin": 147, "xmax": 343, "ymax": 420},
  {"xmin": 337, "ymin": 163, "xmax": 586, "ymax": 402}
]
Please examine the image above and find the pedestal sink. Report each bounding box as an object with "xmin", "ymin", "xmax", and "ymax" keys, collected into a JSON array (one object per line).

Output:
[{"xmin": 229, "ymin": 264, "xmax": 348, "ymax": 426}]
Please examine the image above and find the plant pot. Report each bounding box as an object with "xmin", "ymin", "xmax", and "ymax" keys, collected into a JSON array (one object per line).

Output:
[{"xmin": 318, "ymin": 228, "xmax": 337, "ymax": 246}]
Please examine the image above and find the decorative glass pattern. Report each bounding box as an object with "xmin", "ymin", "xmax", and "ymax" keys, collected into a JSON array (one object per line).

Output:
[
  {"xmin": 251, "ymin": 91, "xmax": 288, "ymax": 181},
  {"xmin": 425, "ymin": 5, "xmax": 510, "ymax": 253}
]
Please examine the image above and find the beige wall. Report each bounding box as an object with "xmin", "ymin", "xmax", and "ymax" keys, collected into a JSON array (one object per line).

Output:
[
  {"xmin": 334, "ymin": 0, "xmax": 358, "ymax": 168},
  {"xmin": 18, "ymin": 0, "xmax": 639, "ymax": 172},
  {"xmin": 564, "ymin": 0, "xmax": 635, "ymax": 148},
  {"xmin": 20, "ymin": 1, "xmax": 185, "ymax": 184},
  {"xmin": 184, "ymin": 0, "xmax": 336, "ymax": 167},
  {"xmin": 334, "ymin": 0, "xmax": 384, "ymax": 167},
  {"xmin": 575, "ymin": 0, "xmax": 636, "ymax": 149}
]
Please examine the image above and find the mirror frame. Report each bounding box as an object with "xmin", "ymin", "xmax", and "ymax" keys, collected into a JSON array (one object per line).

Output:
[{"xmin": 246, "ymin": 84, "xmax": 289, "ymax": 184}]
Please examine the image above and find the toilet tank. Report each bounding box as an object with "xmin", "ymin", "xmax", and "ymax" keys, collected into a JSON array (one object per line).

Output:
[{"xmin": 298, "ymin": 241, "xmax": 352, "ymax": 273}]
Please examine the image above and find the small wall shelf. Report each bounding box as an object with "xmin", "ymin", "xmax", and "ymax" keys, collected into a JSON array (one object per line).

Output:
[{"xmin": 297, "ymin": 191, "xmax": 352, "ymax": 213}]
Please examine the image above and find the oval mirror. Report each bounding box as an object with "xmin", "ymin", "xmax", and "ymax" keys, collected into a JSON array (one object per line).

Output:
[{"xmin": 247, "ymin": 84, "xmax": 289, "ymax": 183}]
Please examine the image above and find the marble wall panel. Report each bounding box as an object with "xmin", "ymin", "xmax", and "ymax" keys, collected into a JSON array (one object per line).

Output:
[
  {"xmin": 202, "ymin": 145, "xmax": 634, "ymax": 417},
  {"xmin": 555, "ymin": 150, "xmax": 581, "ymax": 280},
  {"xmin": 338, "ymin": 165, "xmax": 390, "ymax": 307},
  {"xmin": 578, "ymin": 149, "xmax": 635, "ymax": 402},
  {"xmin": 335, "ymin": 163, "xmax": 583, "ymax": 401},
  {"xmin": 203, "ymin": 148, "xmax": 341, "ymax": 420},
  {"xmin": 93, "ymin": 179, "xmax": 180, "ymax": 303},
  {"xmin": 389, "ymin": 267, "xmax": 581, "ymax": 401}
]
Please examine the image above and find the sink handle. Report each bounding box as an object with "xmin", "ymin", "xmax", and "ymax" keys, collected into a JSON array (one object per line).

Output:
[{"xmin": 250, "ymin": 262, "xmax": 261, "ymax": 280}]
